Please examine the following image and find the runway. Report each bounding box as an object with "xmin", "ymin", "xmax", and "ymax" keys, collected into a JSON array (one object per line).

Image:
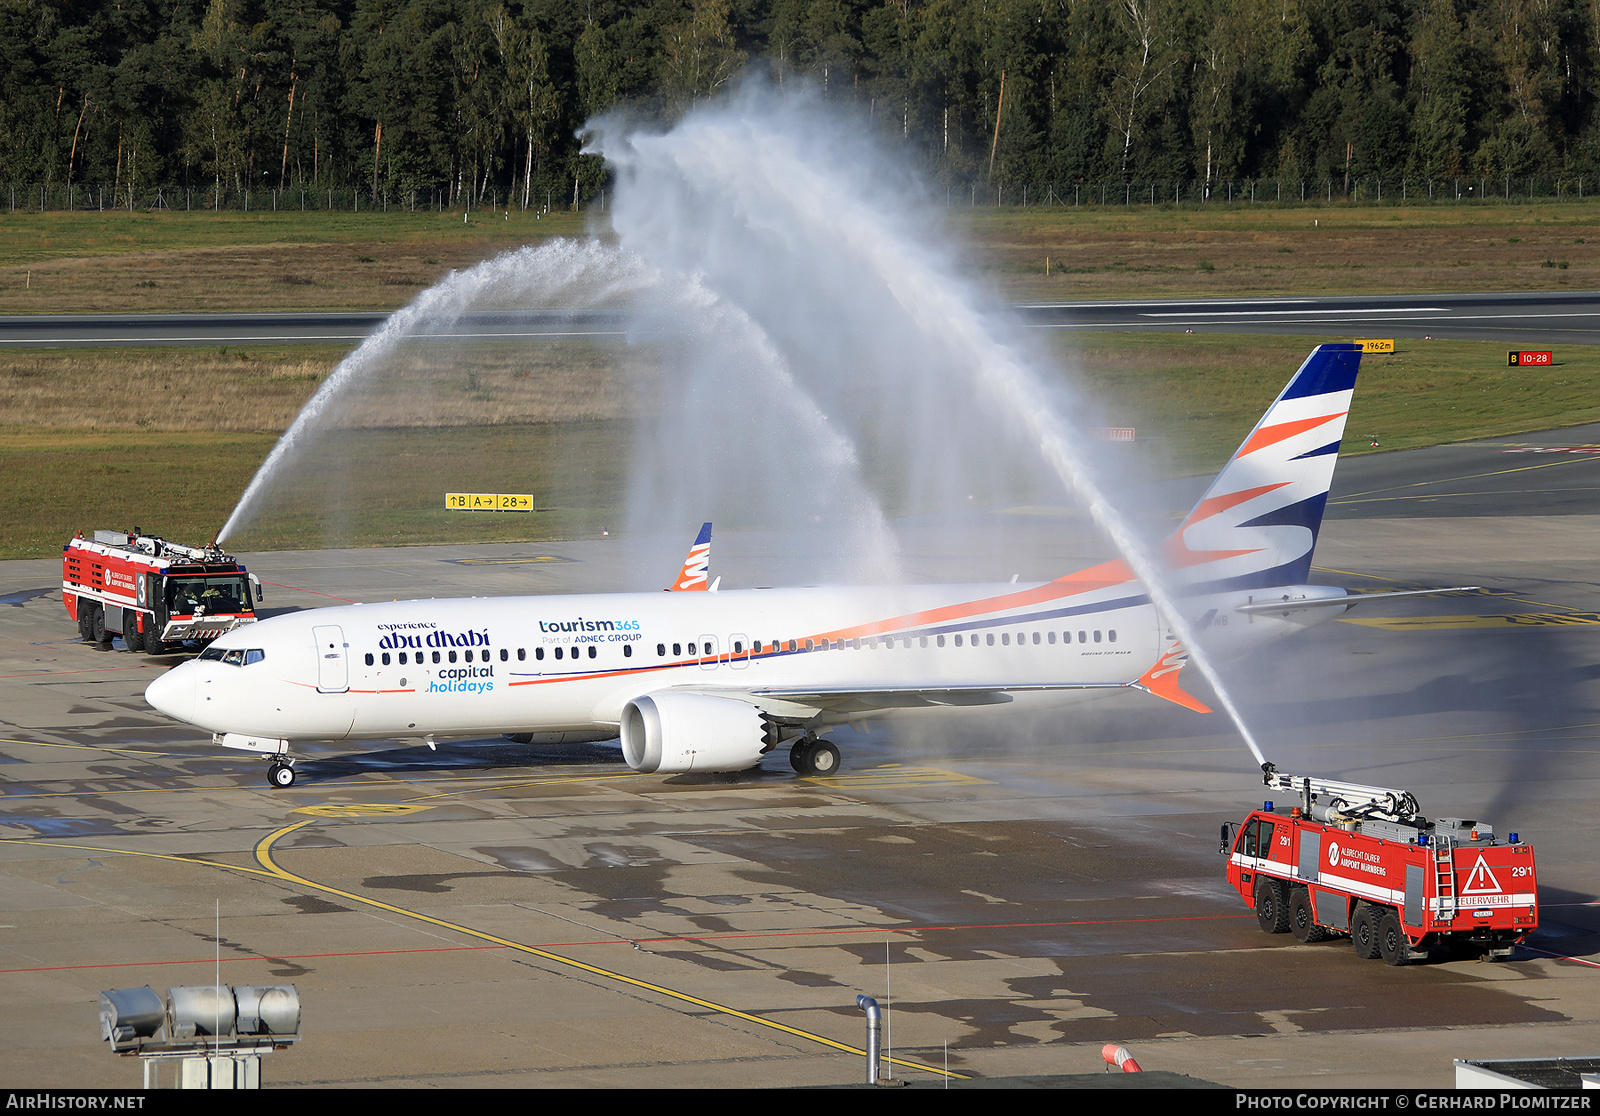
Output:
[
  {"xmin": 6, "ymin": 290, "xmax": 1600, "ymax": 348},
  {"xmin": 0, "ymin": 434, "xmax": 1595, "ymax": 1088},
  {"xmin": 1025, "ymin": 290, "xmax": 1600, "ymax": 344}
]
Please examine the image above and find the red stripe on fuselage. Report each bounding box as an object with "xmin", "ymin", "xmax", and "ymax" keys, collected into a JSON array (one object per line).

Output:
[{"xmin": 807, "ymin": 558, "xmax": 1136, "ymax": 645}]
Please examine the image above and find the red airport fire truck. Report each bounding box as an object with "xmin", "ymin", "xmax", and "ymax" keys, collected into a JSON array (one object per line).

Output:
[
  {"xmin": 63, "ymin": 530, "xmax": 260, "ymax": 655},
  {"xmin": 1224, "ymin": 766, "xmax": 1538, "ymax": 964}
]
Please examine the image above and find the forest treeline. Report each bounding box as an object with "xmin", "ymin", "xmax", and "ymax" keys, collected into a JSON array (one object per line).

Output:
[{"xmin": 6, "ymin": 0, "xmax": 1600, "ymax": 208}]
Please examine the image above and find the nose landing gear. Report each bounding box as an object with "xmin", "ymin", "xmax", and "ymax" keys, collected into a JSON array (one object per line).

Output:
[{"xmin": 266, "ymin": 759, "xmax": 297, "ymax": 788}]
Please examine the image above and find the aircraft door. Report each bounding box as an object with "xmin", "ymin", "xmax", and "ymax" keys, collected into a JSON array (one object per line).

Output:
[
  {"xmin": 729, "ymin": 633, "xmax": 749, "ymax": 669},
  {"xmin": 699, "ymin": 634, "xmax": 719, "ymax": 670},
  {"xmin": 312, "ymin": 625, "xmax": 349, "ymax": 693}
]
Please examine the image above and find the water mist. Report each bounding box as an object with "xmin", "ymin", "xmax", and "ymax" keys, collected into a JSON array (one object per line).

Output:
[
  {"xmin": 217, "ymin": 84, "xmax": 1266, "ymax": 767},
  {"xmin": 587, "ymin": 89, "xmax": 1267, "ymax": 765}
]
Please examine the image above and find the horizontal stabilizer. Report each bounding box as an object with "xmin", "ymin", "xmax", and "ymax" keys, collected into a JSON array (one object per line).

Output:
[{"xmin": 1234, "ymin": 586, "xmax": 1480, "ymax": 615}]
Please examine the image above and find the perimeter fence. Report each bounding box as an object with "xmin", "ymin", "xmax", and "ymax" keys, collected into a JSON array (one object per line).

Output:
[
  {"xmin": 947, "ymin": 175, "xmax": 1600, "ymax": 207},
  {"xmin": 3, "ymin": 183, "xmax": 584, "ymax": 214},
  {"xmin": 8, "ymin": 175, "xmax": 1600, "ymax": 213}
]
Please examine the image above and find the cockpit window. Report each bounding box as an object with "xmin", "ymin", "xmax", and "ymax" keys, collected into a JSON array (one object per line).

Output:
[{"xmin": 198, "ymin": 647, "xmax": 264, "ymax": 666}]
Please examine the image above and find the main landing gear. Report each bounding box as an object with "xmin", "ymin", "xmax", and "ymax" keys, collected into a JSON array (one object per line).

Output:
[
  {"xmin": 789, "ymin": 737, "xmax": 841, "ymax": 777},
  {"xmin": 266, "ymin": 759, "xmax": 298, "ymax": 788}
]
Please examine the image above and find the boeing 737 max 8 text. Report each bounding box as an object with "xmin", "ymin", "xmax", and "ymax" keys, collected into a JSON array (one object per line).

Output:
[{"xmin": 145, "ymin": 344, "xmax": 1446, "ymax": 787}]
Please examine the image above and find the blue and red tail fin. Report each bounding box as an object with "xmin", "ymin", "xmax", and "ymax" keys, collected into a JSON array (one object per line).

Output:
[
  {"xmin": 669, "ymin": 522, "xmax": 713, "ymax": 591},
  {"xmin": 1164, "ymin": 343, "xmax": 1362, "ymax": 592}
]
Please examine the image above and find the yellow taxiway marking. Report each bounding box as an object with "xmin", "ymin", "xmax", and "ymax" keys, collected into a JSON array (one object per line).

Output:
[
  {"xmin": 405, "ymin": 770, "xmax": 653, "ymax": 801},
  {"xmin": 2, "ymin": 822, "xmax": 966, "ymax": 1080},
  {"xmin": 1341, "ymin": 612, "xmax": 1600, "ymax": 630},
  {"xmin": 1331, "ymin": 452, "xmax": 1600, "ymax": 504},
  {"xmin": 248, "ymin": 821, "xmax": 965, "ymax": 1079},
  {"xmin": 0, "ymin": 737, "xmax": 175, "ymax": 757},
  {"xmin": 807, "ymin": 765, "xmax": 993, "ymax": 788},
  {"xmin": 291, "ymin": 803, "xmax": 436, "ymax": 818}
]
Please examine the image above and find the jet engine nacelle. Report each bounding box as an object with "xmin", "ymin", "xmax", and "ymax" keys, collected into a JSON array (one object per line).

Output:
[{"xmin": 620, "ymin": 692, "xmax": 768, "ymax": 774}]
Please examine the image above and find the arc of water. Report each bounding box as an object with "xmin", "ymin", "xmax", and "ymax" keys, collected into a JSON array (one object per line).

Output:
[
  {"xmin": 218, "ymin": 240, "xmax": 657, "ymax": 546},
  {"xmin": 218, "ymin": 238, "xmax": 899, "ymax": 584},
  {"xmin": 650, "ymin": 113, "xmax": 1267, "ymax": 764}
]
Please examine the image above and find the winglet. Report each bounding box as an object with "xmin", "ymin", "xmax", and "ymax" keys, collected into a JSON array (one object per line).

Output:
[
  {"xmin": 1132, "ymin": 643, "xmax": 1213, "ymax": 714},
  {"xmin": 669, "ymin": 522, "xmax": 713, "ymax": 591}
]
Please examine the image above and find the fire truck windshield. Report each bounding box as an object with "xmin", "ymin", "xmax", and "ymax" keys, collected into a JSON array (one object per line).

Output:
[{"xmin": 166, "ymin": 576, "xmax": 251, "ymax": 617}]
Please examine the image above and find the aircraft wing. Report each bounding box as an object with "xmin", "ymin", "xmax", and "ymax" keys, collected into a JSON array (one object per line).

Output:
[{"xmin": 694, "ymin": 681, "xmax": 1127, "ymax": 715}]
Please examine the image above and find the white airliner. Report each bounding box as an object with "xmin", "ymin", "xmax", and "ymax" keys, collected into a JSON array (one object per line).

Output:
[{"xmin": 145, "ymin": 344, "xmax": 1448, "ymax": 788}]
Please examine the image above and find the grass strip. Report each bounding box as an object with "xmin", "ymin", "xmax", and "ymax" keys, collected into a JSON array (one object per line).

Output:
[{"xmin": 3, "ymin": 332, "xmax": 1595, "ymax": 560}]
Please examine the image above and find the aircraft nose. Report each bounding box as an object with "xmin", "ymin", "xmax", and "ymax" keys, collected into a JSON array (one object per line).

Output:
[{"xmin": 144, "ymin": 664, "xmax": 197, "ymax": 724}]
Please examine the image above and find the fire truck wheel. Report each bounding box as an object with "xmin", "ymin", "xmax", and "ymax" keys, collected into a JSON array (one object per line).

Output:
[
  {"xmin": 1289, "ymin": 887, "xmax": 1331, "ymax": 943},
  {"xmin": 1254, "ymin": 877, "xmax": 1290, "ymax": 934},
  {"xmin": 1377, "ymin": 910, "xmax": 1414, "ymax": 966},
  {"xmin": 268, "ymin": 763, "xmax": 297, "ymax": 788},
  {"xmin": 1351, "ymin": 904, "xmax": 1381, "ymax": 958},
  {"xmin": 76, "ymin": 602, "xmax": 94, "ymax": 641},
  {"xmin": 91, "ymin": 606, "xmax": 111, "ymax": 646},
  {"xmin": 121, "ymin": 612, "xmax": 144, "ymax": 653}
]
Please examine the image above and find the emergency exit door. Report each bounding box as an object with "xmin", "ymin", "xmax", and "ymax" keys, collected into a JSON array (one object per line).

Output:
[{"xmin": 312, "ymin": 625, "xmax": 348, "ymax": 693}]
